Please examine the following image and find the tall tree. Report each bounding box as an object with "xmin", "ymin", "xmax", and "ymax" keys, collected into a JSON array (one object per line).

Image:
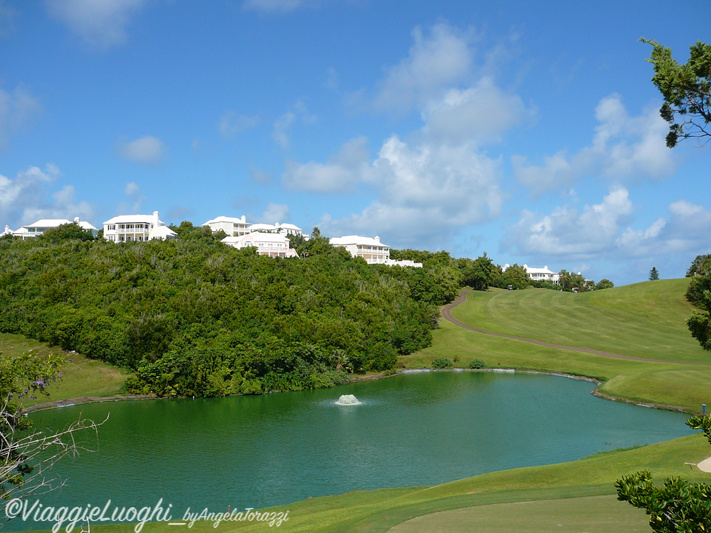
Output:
[
  {"xmin": 649, "ymin": 267, "xmax": 660, "ymax": 281},
  {"xmin": 641, "ymin": 38, "xmax": 711, "ymax": 147}
]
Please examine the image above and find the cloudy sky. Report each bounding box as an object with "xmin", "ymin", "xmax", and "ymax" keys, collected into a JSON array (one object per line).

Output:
[{"xmin": 1, "ymin": 0, "xmax": 709, "ymax": 286}]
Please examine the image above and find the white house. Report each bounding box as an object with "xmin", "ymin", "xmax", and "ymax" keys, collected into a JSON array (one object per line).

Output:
[
  {"xmin": 202, "ymin": 215, "xmax": 251, "ymax": 236},
  {"xmin": 246, "ymin": 222, "xmax": 303, "ymax": 237},
  {"xmin": 102, "ymin": 211, "xmax": 177, "ymax": 242},
  {"xmin": 12, "ymin": 217, "xmax": 99, "ymax": 238},
  {"xmin": 504, "ymin": 264, "xmax": 561, "ymax": 284},
  {"xmin": 221, "ymin": 232, "xmax": 298, "ymax": 258},
  {"xmin": 1, "ymin": 225, "xmax": 14, "ymax": 237},
  {"xmin": 330, "ymin": 235, "xmax": 390, "ymax": 265},
  {"xmin": 384, "ymin": 258, "xmax": 423, "ymax": 268}
]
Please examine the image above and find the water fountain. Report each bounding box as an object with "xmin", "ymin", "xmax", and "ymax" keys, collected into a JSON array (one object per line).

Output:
[{"xmin": 335, "ymin": 394, "xmax": 361, "ymax": 406}]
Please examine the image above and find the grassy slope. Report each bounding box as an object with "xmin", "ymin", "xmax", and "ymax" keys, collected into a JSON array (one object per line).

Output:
[
  {"xmin": 449, "ymin": 279, "xmax": 705, "ymax": 362},
  {"xmin": 0, "ymin": 333, "xmax": 129, "ymax": 406}
]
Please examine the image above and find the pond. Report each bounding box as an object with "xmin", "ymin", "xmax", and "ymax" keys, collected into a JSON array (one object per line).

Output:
[{"xmin": 11, "ymin": 371, "xmax": 692, "ymax": 530}]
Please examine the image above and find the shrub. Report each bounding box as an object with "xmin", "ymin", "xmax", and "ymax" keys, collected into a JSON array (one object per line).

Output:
[
  {"xmin": 431, "ymin": 357, "xmax": 453, "ymax": 369},
  {"xmin": 469, "ymin": 359, "xmax": 486, "ymax": 369}
]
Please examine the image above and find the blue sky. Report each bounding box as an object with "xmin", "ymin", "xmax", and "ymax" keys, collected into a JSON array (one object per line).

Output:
[{"xmin": 1, "ymin": 0, "xmax": 710, "ymax": 286}]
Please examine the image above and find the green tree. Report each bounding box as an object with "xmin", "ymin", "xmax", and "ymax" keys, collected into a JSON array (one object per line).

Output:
[
  {"xmin": 615, "ymin": 415, "xmax": 711, "ymax": 531},
  {"xmin": 642, "ymin": 38, "xmax": 711, "ymax": 148},
  {"xmin": 558, "ymin": 269, "xmax": 590, "ymax": 292},
  {"xmin": 40, "ymin": 222, "xmax": 95, "ymax": 242},
  {"xmin": 649, "ymin": 267, "xmax": 660, "ymax": 281},
  {"xmin": 1, "ymin": 351, "xmax": 100, "ymax": 508},
  {"xmin": 687, "ymin": 254, "xmax": 711, "ymax": 277},
  {"xmin": 501, "ymin": 264, "xmax": 529, "ymax": 290},
  {"xmin": 595, "ymin": 279, "xmax": 614, "ymax": 290}
]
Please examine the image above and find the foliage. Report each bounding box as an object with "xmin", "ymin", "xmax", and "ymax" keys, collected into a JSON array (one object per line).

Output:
[
  {"xmin": 455, "ymin": 253, "xmax": 502, "ymax": 291},
  {"xmin": 687, "ymin": 254, "xmax": 711, "ymax": 278},
  {"xmin": 499, "ymin": 264, "xmax": 530, "ymax": 290},
  {"xmin": 431, "ymin": 357, "xmax": 453, "ymax": 369},
  {"xmin": 0, "ymin": 235, "xmax": 453, "ymax": 397},
  {"xmin": 1, "ymin": 350, "xmax": 99, "ymax": 512},
  {"xmin": 641, "ymin": 38, "xmax": 711, "ymax": 148},
  {"xmin": 40, "ymin": 222, "xmax": 94, "ymax": 243},
  {"xmin": 595, "ymin": 279, "xmax": 614, "ymax": 290},
  {"xmin": 558, "ymin": 270, "xmax": 591, "ymax": 292},
  {"xmin": 684, "ymin": 256, "xmax": 711, "ymax": 351},
  {"xmin": 649, "ymin": 267, "xmax": 660, "ymax": 281},
  {"xmin": 615, "ymin": 415, "xmax": 711, "ymax": 532},
  {"xmin": 468, "ymin": 359, "xmax": 486, "ymax": 369}
]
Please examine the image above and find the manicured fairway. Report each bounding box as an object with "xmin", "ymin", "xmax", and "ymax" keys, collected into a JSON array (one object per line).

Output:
[
  {"xmin": 388, "ymin": 495, "xmax": 649, "ymax": 533},
  {"xmin": 450, "ymin": 279, "xmax": 705, "ymax": 362}
]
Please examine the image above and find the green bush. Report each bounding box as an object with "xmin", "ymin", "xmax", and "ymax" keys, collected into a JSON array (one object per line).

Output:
[
  {"xmin": 431, "ymin": 357, "xmax": 453, "ymax": 369},
  {"xmin": 469, "ymin": 359, "xmax": 486, "ymax": 369}
]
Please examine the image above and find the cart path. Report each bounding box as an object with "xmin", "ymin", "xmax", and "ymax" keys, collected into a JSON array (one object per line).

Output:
[{"xmin": 441, "ymin": 289, "xmax": 711, "ymax": 366}]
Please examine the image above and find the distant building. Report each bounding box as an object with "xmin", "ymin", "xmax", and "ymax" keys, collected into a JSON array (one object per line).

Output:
[
  {"xmin": 221, "ymin": 232, "xmax": 298, "ymax": 258},
  {"xmin": 247, "ymin": 222, "xmax": 303, "ymax": 237},
  {"xmin": 202, "ymin": 215, "xmax": 251, "ymax": 237},
  {"xmin": 330, "ymin": 235, "xmax": 390, "ymax": 265},
  {"xmin": 102, "ymin": 211, "xmax": 177, "ymax": 242},
  {"xmin": 13, "ymin": 217, "xmax": 98, "ymax": 239},
  {"xmin": 503, "ymin": 264, "xmax": 561, "ymax": 284},
  {"xmin": 1, "ymin": 225, "xmax": 14, "ymax": 237}
]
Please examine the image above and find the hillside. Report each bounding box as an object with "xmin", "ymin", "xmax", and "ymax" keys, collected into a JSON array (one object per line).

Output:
[{"xmin": 450, "ymin": 279, "xmax": 706, "ymax": 362}]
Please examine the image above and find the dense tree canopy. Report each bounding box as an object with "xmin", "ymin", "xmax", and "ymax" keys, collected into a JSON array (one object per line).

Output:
[
  {"xmin": 0, "ymin": 233, "xmax": 452, "ymax": 397},
  {"xmin": 684, "ymin": 256, "xmax": 711, "ymax": 351},
  {"xmin": 642, "ymin": 38, "xmax": 711, "ymax": 148}
]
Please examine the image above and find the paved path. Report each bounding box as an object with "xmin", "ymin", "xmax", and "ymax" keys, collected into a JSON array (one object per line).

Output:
[{"xmin": 441, "ymin": 289, "xmax": 711, "ymax": 366}]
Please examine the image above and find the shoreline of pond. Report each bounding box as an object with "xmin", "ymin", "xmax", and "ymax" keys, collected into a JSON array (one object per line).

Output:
[{"xmin": 23, "ymin": 366, "xmax": 694, "ymax": 415}]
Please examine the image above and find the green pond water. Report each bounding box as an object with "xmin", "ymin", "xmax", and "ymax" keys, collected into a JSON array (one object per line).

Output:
[{"xmin": 10, "ymin": 371, "xmax": 693, "ymax": 529}]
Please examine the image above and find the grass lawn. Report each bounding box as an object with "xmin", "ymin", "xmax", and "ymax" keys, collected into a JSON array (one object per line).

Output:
[
  {"xmin": 449, "ymin": 279, "xmax": 706, "ymax": 362},
  {"xmin": 0, "ymin": 333, "xmax": 130, "ymax": 407}
]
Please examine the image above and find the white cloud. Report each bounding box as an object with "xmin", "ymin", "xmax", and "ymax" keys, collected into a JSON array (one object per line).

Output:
[
  {"xmin": 421, "ymin": 77, "xmax": 529, "ymax": 144},
  {"xmin": 253, "ymin": 202, "xmax": 290, "ymax": 223},
  {"xmin": 46, "ymin": 0, "xmax": 148, "ymax": 48},
  {"xmin": 507, "ymin": 187, "xmax": 711, "ymax": 262},
  {"xmin": 219, "ymin": 112, "xmax": 260, "ymax": 137},
  {"xmin": 0, "ymin": 165, "xmax": 94, "ymax": 227},
  {"xmin": 320, "ymin": 135, "xmax": 504, "ymax": 247},
  {"xmin": 507, "ymin": 185, "xmax": 634, "ymax": 257},
  {"xmin": 272, "ymin": 101, "xmax": 315, "ymax": 149},
  {"xmin": 242, "ymin": 0, "xmax": 305, "ymax": 13},
  {"xmin": 282, "ymin": 136, "xmax": 371, "ymax": 193},
  {"xmin": 119, "ymin": 135, "xmax": 167, "ymax": 164},
  {"xmin": 116, "ymin": 181, "xmax": 146, "ymax": 214},
  {"xmin": 374, "ymin": 22, "xmax": 474, "ymax": 115},
  {"xmin": 513, "ymin": 94, "xmax": 675, "ymax": 194},
  {"xmin": 0, "ymin": 85, "xmax": 42, "ymax": 147}
]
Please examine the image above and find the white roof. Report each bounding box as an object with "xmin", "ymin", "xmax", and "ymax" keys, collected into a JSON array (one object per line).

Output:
[
  {"xmin": 241, "ymin": 232, "xmax": 290, "ymax": 243},
  {"xmin": 104, "ymin": 214, "xmax": 158, "ymax": 225},
  {"xmin": 77, "ymin": 221, "xmax": 99, "ymax": 231},
  {"xmin": 248, "ymin": 223, "xmax": 277, "ymax": 231},
  {"xmin": 203, "ymin": 215, "xmax": 249, "ymax": 226},
  {"xmin": 523, "ymin": 265, "xmax": 557, "ymax": 275},
  {"xmin": 149, "ymin": 225, "xmax": 177, "ymax": 239},
  {"xmin": 25, "ymin": 218, "xmax": 72, "ymax": 228},
  {"xmin": 1, "ymin": 225, "xmax": 14, "ymax": 237},
  {"xmin": 276, "ymin": 222, "xmax": 302, "ymax": 231},
  {"xmin": 330, "ymin": 235, "xmax": 389, "ymax": 248}
]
